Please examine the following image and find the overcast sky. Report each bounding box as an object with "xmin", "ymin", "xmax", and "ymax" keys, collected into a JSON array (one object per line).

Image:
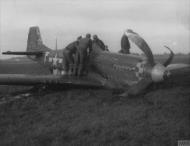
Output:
[{"xmin": 0, "ymin": 0, "xmax": 190, "ymax": 58}]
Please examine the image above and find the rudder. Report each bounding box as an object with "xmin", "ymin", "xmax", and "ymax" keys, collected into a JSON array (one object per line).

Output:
[{"xmin": 27, "ymin": 26, "xmax": 50, "ymax": 52}]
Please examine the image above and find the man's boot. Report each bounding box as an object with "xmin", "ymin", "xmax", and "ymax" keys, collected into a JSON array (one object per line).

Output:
[
  {"xmin": 77, "ymin": 64, "xmax": 83, "ymax": 77},
  {"xmin": 73, "ymin": 64, "xmax": 78, "ymax": 76},
  {"xmin": 68, "ymin": 64, "xmax": 73, "ymax": 76}
]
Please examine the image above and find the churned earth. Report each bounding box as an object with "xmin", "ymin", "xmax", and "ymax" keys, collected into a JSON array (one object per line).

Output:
[{"xmin": 0, "ymin": 82, "xmax": 189, "ymax": 146}]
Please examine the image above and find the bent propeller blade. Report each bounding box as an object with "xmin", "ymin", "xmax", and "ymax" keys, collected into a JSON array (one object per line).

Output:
[
  {"xmin": 163, "ymin": 46, "xmax": 174, "ymax": 67},
  {"xmin": 126, "ymin": 29, "xmax": 155, "ymax": 66}
]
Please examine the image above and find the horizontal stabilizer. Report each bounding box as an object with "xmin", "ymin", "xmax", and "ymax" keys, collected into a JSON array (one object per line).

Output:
[{"xmin": 2, "ymin": 51, "xmax": 43, "ymax": 56}]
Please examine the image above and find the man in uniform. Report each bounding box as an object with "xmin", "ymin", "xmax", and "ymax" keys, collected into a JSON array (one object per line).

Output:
[
  {"xmin": 76, "ymin": 33, "xmax": 92, "ymax": 76},
  {"xmin": 92, "ymin": 35, "xmax": 106, "ymax": 51},
  {"xmin": 63, "ymin": 36, "xmax": 82, "ymax": 75},
  {"xmin": 119, "ymin": 30, "xmax": 130, "ymax": 54}
]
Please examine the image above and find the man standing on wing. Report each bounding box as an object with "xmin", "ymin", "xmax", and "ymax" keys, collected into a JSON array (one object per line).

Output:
[
  {"xmin": 76, "ymin": 33, "xmax": 92, "ymax": 76},
  {"xmin": 63, "ymin": 36, "xmax": 82, "ymax": 75}
]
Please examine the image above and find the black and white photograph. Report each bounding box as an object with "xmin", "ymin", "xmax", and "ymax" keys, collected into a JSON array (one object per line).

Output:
[{"xmin": 0, "ymin": 0, "xmax": 190, "ymax": 145}]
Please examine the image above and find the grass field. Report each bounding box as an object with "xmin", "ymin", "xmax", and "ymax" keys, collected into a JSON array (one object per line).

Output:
[
  {"xmin": 0, "ymin": 54, "xmax": 189, "ymax": 146},
  {"xmin": 154, "ymin": 54, "xmax": 190, "ymax": 64},
  {"xmin": 0, "ymin": 58, "xmax": 49, "ymax": 74}
]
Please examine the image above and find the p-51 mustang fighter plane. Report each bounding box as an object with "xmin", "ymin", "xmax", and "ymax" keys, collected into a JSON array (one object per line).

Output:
[{"xmin": 1, "ymin": 27, "xmax": 190, "ymax": 96}]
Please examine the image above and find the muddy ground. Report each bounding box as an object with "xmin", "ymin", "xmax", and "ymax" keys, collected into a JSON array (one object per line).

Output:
[{"xmin": 0, "ymin": 82, "xmax": 189, "ymax": 146}]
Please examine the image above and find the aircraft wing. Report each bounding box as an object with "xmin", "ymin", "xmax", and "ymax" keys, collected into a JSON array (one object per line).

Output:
[
  {"xmin": 165, "ymin": 64, "xmax": 190, "ymax": 83},
  {"xmin": 166, "ymin": 63, "xmax": 190, "ymax": 70},
  {"xmin": 0, "ymin": 74, "xmax": 105, "ymax": 89}
]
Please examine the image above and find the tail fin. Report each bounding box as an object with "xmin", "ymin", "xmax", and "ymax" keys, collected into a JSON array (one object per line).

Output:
[
  {"xmin": 3, "ymin": 26, "xmax": 51, "ymax": 57},
  {"xmin": 27, "ymin": 26, "xmax": 50, "ymax": 52}
]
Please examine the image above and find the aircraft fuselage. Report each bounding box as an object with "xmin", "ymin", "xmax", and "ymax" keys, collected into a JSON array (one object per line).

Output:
[{"xmin": 41, "ymin": 47, "xmax": 147, "ymax": 89}]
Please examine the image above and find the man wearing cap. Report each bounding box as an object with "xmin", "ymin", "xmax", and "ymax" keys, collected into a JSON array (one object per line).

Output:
[
  {"xmin": 63, "ymin": 36, "xmax": 82, "ymax": 75},
  {"xmin": 92, "ymin": 35, "xmax": 106, "ymax": 51},
  {"xmin": 76, "ymin": 33, "xmax": 92, "ymax": 76}
]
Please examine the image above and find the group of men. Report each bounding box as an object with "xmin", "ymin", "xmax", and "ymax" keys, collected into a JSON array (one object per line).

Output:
[
  {"xmin": 62, "ymin": 30, "xmax": 130, "ymax": 76},
  {"xmin": 63, "ymin": 34, "xmax": 106, "ymax": 76}
]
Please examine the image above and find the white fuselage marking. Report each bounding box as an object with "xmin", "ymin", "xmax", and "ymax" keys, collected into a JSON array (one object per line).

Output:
[
  {"xmin": 135, "ymin": 61, "xmax": 146, "ymax": 81},
  {"xmin": 43, "ymin": 52, "xmax": 65, "ymax": 75}
]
